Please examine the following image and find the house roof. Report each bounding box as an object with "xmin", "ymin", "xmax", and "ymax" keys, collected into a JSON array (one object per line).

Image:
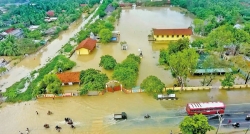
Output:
[
  {"xmin": 153, "ymin": 28, "xmax": 193, "ymax": 35},
  {"xmin": 105, "ymin": 4, "xmax": 115, "ymax": 13},
  {"xmin": 56, "ymin": 72, "xmax": 80, "ymax": 83},
  {"xmin": 5, "ymin": 28, "xmax": 15, "ymax": 33},
  {"xmin": 76, "ymin": 38, "xmax": 97, "ymax": 50},
  {"xmin": 46, "ymin": 10, "xmax": 54, "ymax": 17}
]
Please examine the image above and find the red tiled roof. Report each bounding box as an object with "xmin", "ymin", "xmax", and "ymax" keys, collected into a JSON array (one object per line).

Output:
[
  {"xmin": 46, "ymin": 10, "xmax": 54, "ymax": 17},
  {"xmin": 76, "ymin": 38, "xmax": 97, "ymax": 50},
  {"xmin": 56, "ymin": 72, "xmax": 80, "ymax": 83},
  {"xmin": 5, "ymin": 28, "xmax": 15, "ymax": 33},
  {"xmin": 153, "ymin": 28, "xmax": 192, "ymax": 35}
]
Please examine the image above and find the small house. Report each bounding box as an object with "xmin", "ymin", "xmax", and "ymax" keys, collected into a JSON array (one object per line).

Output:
[
  {"xmin": 105, "ymin": 4, "xmax": 115, "ymax": 14},
  {"xmin": 56, "ymin": 72, "xmax": 80, "ymax": 86},
  {"xmin": 29, "ymin": 25, "xmax": 39, "ymax": 31},
  {"xmin": 46, "ymin": 10, "xmax": 55, "ymax": 17},
  {"xmin": 8, "ymin": 28, "xmax": 24, "ymax": 38},
  {"xmin": 152, "ymin": 28, "xmax": 192, "ymax": 41},
  {"xmin": 44, "ymin": 27, "xmax": 57, "ymax": 35},
  {"xmin": 75, "ymin": 38, "xmax": 97, "ymax": 55}
]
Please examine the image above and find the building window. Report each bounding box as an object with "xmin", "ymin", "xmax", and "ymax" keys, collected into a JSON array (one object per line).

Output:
[
  {"xmin": 172, "ymin": 35, "xmax": 174, "ymax": 38},
  {"xmin": 162, "ymin": 35, "xmax": 164, "ymax": 38},
  {"xmin": 177, "ymin": 35, "xmax": 179, "ymax": 37},
  {"xmin": 182, "ymin": 35, "xmax": 184, "ymax": 37},
  {"xmin": 167, "ymin": 35, "xmax": 169, "ymax": 38},
  {"xmin": 157, "ymin": 35, "xmax": 159, "ymax": 38}
]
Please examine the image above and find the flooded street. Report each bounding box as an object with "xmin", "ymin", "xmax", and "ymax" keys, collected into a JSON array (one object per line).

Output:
[
  {"xmin": 1, "ymin": 7, "xmax": 250, "ymax": 134},
  {"xmin": 0, "ymin": 90, "xmax": 250, "ymax": 134}
]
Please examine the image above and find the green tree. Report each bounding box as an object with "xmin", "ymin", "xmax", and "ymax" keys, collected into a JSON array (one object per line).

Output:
[
  {"xmin": 206, "ymin": 25, "xmax": 234, "ymax": 52},
  {"xmin": 99, "ymin": 55, "xmax": 117, "ymax": 70},
  {"xmin": 193, "ymin": 18, "xmax": 205, "ymax": 35},
  {"xmin": 140, "ymin": 75, "xmax": 165, "ymax": 95},
  {"xmin": 179, "ymin": 114, "xmax": 214, "ymax": 134},
  {"xmin": 43, "ymin": 74, "xmax": 62, "ymax": 94},
  {"xmin": 168, "ymin": 49, "xmax": 199, "ymax": 90},
  {"xmin": 220, "ymin": 73, "xmax": 236, "ymax": 89},
  {"xmin": 79, "ymin": 68, "xmax": 109, "ymax": 95},
  {"xmin": 99, "ymin": 29, "xmax": 112, "ymax": 44}
]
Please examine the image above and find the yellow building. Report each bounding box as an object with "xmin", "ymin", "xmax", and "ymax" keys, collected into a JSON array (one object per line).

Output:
[
  {"xmin": 152, "ymin": 28, "xmax": 192, "ymax": 41},
  {"xmin": 75, "ymin": 38, "xmax": 97, "ymax": 55}
]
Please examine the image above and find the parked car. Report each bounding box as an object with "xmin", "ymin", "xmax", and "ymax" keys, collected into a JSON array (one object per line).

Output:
[{"xmin": 157, "ymin": 94, "xmax": 178, "ymax": 100}]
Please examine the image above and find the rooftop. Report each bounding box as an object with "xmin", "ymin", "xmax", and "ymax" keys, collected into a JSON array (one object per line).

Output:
[
  {"xmin": 188, "ymin": 102, "xmax": 225, "ymax": 109},
  {"xmin": 153, "ymin": 28, "xmax": 193, "ymax": 35},
  {"xmin": 56, "ymin": 72, "xmax": 80, "ymax": 83},
  {"xmin": 76, "ymin": 38, "xmax": 97, "ymax": 50}
]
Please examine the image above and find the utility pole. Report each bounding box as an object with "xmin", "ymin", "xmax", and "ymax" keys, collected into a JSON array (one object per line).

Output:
[
  {"xmin": 245, "ymin": 125, "xmax": 250, "ymax": 134},
  {"xmin": 215, "ymin": 111, "xmax": 224, "ymax": 134}
]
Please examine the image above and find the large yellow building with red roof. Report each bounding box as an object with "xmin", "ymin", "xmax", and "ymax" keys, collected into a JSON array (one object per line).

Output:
[
  {"xmin": 75, "ymin": 38, "xmax": 97, "ymax": 55},
  {"xmin": 152, "ymin": 28, "xmax": 192, "ymax": 41}
]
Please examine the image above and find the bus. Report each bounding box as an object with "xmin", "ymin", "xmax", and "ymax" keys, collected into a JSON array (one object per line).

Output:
[{"xmin": 186, "ymin": 101, "xmax": 225, "ymax": 116}]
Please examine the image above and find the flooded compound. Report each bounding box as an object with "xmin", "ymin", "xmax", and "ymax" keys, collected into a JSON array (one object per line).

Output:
[
  {"xmin": 1, "ymin": 90, "xmax": 250, "ymax": 134},
  {"xmin": 70, "ymin": 7, "xmax": 194, "ymax": 86}
]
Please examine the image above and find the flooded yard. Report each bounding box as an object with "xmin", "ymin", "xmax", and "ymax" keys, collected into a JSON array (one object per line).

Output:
[{"xmin": 70, "ymin": 7, "xmax": 194, "ymax": 87}]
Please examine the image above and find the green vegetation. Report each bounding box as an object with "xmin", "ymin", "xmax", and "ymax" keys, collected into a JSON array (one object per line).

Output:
[
  {"xmin": 113, "ymin": 54, "xmax": 141, "ymax": 89},
  {"xmin": 220, "ymin": 73, "xmax": 236, "ymax": 89},
  {"xmin": 63, "ymin": 43, "xmax": 74, "ymax": 53},
  {"xmin": 168, "ymin": 49, "xmax": 199, "ymax": 90},
  {"xmin": 79, "ymin": 68, "xmax": 109, "ymax": 95},
  {"xmin": 3, "ymin": 55, "xmax": 75, "ymax": 102},
  {"xmin": 0, "ymin": 67, "xmax": 7, "ymax": 74},
  {"xmin": 179, "ymin": 114, "xmax": 214, "ymax": 134},
  {"xmin": 159, "ymin": 38, "xmax": 189, "ymax": 65},
  {"xmin": 99, "ymin": 29, "xmax": 112, "ymax": 44},
  {"xmin": 77, "ymin": 0, "xmax": 120, "ymax": 44},
  {"xmin": 140, "ymin": 75, "xmax": 165, "ymax": 95},
  {"xmin": 99, "ymin": 55, "xmax": 117, "ymax": 70},
  {"xmin": 38, "ymin": 74, "xmax": 62, "ymax": 94}
]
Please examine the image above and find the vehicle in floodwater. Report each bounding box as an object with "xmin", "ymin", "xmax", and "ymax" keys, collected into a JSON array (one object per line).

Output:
[
  {"xmin": 157, "ymin": 94, "xmax": 178, "ymax": 100},
  {"xmin": 114, "ymin": 112, "xmax": 127, "ymax": 120},
  {"xmin": 246, "ymin": 114, "xmax": 250, "ymax": 121},
  {"xmin": 186, "ymin": 101, "xmax": 225, "ymax": 115}
]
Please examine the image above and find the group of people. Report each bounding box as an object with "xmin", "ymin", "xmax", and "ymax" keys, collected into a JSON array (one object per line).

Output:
[
  {"xmin": 228, "ymin": 119, "xmax": 240, "ymax": 128},
  {"xmin": 19, "ymin": 128, "xmax": 29, "ymax": 134},
  {"xmin": 65, "ymin": 117, "xmax": 75, "ymax": 128}
]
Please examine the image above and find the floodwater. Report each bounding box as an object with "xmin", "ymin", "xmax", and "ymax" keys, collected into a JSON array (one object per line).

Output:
[
  {"xmin": 70, "ymin": 7, "xmax": 194, "ymax": 87},
  {"xmin": 1, "ymin": 90, "xmax": 250, "ymax": 134},
  {"xmin": 0, "ymin": 8, "xmax": 98, "ymax": 91},
  {"xmin": 1, "ymin": 6, "xmax": 250, "ymax": 134}
]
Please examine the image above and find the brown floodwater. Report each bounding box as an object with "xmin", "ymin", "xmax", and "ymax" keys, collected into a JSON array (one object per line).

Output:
[
  {"xmin": 1, "ymin": 7, "xmax": 250, "ymax": 134},
  {"xmin": 1, "ymin": 90, "xmax": 250, "ymax": 134}
]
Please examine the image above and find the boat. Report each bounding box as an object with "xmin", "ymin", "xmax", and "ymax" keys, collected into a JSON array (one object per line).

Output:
[{"xmin": 186, "ymin": 101, "xmax": 225, "ymax": 116}]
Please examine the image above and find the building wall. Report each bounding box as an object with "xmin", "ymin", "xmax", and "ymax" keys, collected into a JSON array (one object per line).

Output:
[
  {"xmin": 153, "ymin": 35, "xmax": 191, "ymax": 41},
  {"xmin": 76, "ymin": 48, "xmax": 90, "ymax": 55}
]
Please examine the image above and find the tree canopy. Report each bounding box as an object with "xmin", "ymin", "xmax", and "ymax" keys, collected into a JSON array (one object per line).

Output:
[
  {"xmin": 220, "ymin": 73, "xmax": 236, "ymax": 89},
  {"xmin": 99, "ymin": 29, "xmax": 112, "ymax": 44},
  {"xmin": 112, "ymin": 54, "xmax": 141, "ymax": 89},
  {"xmin": 79, "ymin": 68, "xmax": 109, "ymax": 95},
  {"xmin": 179, "ymin": 114, "xmax": 214, "ymax": 134},
  {"xmin": 140, "ymin": 75, "xmax": 165, "ymax": 95},
  {"xmin": 99, "ymin": 55, "xmax": 117, "ymax": 70},
  {"xmin": 168, "ymin": 48, "xmax": 199, "ymax": 89}
]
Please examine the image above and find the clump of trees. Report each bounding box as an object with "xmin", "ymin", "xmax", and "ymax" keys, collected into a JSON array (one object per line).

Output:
[
  {"xmin": 36, "ymin": 74, "xmax": 62, "ymax": 94},
  {"xmin": 220, "ymin": 73, "xmax": 236, "ymax": 89},
  {"xmin": 140, "ymin": 75, "xmax": 165, "ymax": 96},
  {"xmin": 79, "ymin": 68, "xmax": 109, "ymax": 95},
  {"xmin": 179, "ymin": 114, "xmax": 214, "ymax": 134},
  {"xmin": 99, "ymin": 55, "xmax": 117, "ymax": 70},
  {"xmin": 54, "ymin": 59, "xmax": 76, "ymax": 72},
  {"xmin": 113, "ymin": 54, "xmax": 141, "ymax": 89}
]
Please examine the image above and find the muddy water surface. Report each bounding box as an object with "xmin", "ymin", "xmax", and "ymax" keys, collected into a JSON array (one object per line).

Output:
[
  {"xmin": 70, "ymin": 7, "xmax": 194, "ymax": 86},
  {"xmin": 1, "ymin": 90, "xmax": 250, "ymax": 134},
  {"xmin": 1, "ymin": 7, "xmax": 250, "ymax": 134}
]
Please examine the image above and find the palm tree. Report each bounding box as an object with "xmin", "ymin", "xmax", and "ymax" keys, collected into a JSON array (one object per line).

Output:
[{"xmin": 5, "ymin": 35, "xmax": 15, "ymax": 44}]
